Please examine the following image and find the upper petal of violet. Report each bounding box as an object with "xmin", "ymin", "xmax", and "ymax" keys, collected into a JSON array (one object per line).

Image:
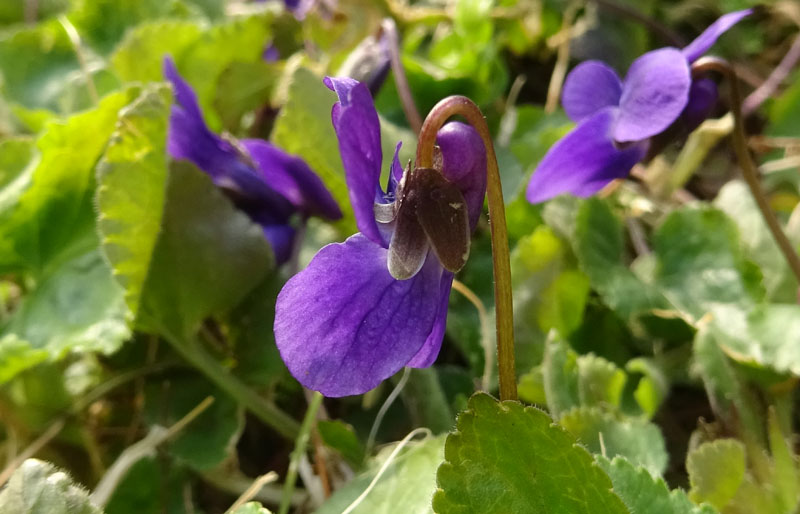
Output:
[
  {"xmin": 561, "ymin": 61, "xmax": 624, "ymax": 122},
  {"xmin": 681, "ymin": 9, "xmax": 752, "ymax": 63},
  {"xmin": 324, "ymin": 76, "xmax": 386, "ymax": 246},
  {"xmin": 274, "ymin": 233, "xmax": 444, "ymax": 397},
  {"xmin": 241, "ymin": 139, "xmax": 342, "ymax": 221},
  {"xmin": 164, "ymin": 56, "xmax": 237, "ymax": 176},
  {"xmin": 526, "ymin": 107, "xmax": 647, "ymax": 204},
  {"xmin": 614, "ymin": 47, "xmax": 691, "ymax": 143}
]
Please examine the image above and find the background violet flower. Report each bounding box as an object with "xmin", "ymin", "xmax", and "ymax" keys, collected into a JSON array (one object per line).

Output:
[
  {"xmin": 163, "ymin": 57, "xmax": 342, "ymax": 264},
  {"xmin": 526, "ymin": 9, "xmax": 751, "ymax": 204},
  {"xmin": 274, "ymin": 77, "xmax": 487, "ymax": 397}
]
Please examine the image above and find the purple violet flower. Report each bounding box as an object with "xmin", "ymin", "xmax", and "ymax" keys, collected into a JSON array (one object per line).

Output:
[
  {"xmin": 163, "ymin": 56, "xmax": 342, "ymax": 264},
  {"xmin": 526, "ymin": 9, "xmax": 751, "ymax": 203},
  {"xmin": 274, "ymin": 77, "xmax": 487, "ymax": 397}
]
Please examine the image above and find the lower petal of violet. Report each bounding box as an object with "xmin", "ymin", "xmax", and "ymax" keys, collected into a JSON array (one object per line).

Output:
[
  {"xmin": 406, "ymin": 270, "xmax": 453, "ymax": 368},
  {"xmin": 526, "ymin": 107, "xmax": 647, "ymax": 204},
  {"xmin": 241, "ymin": 139, "xmax": 342, "ymax": 221},
  {"xmin": 274, "ymin": 233, "xmax": 445, "ymax": 397}
]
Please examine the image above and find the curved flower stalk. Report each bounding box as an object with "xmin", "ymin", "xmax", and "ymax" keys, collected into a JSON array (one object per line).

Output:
[
  {"xmin": 526, "ymin": 9, "xmax": 751, "ymax": 203},
  {"xmin": 274, "ymin": 77, "xmax": 488, "ymax": 397},
  {"xmin": 163, "ymin": 57, "xmax": 342, "ymax": 264}
]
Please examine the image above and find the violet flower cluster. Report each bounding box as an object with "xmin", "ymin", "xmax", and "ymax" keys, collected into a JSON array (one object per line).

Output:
[
  {"xmin": 274, "ymin": 77, "xmax": 487, "ymax": 397},
  {"xmin": 163, "ymin": 57, "xmax": 341, "ymax": 264},
  {"xmin": 526, "ymin": 9, "xmax": 751, "ymax": 203}
]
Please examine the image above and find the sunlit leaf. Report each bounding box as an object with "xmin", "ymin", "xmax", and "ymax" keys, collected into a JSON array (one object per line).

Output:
[{"xmin": 433, "ymin": 393, "xmax": 628, "ymax": 513}]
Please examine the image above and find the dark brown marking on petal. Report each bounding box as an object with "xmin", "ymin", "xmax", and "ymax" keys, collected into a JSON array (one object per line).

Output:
[
  {"xmin": 387, "ymin": 185, "xmax": 429, "ymax": 280},
  {"xmin": 411, "ymin": 167, "xmax": 470, "ymax": 273}
]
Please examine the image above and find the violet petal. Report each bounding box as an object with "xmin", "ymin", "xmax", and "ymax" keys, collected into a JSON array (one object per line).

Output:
[
  {"xmin": 614, "ymin": 47, "xmax": 691, "ymax": 142},
  {"xmin": 406, "ymin": 271, "xmax": 454, "ymax": 368},
  {"xmin": 682, "ymin": 9, "xmax": 752, "ymax": 63},
  {"xmin": 274, "ymin": 234, "xmax": 444, "ymax": 397},
  {"xmin": 241, "ymin": 139, "xmax": 342, "ymax": 220},
  {"xmin": 680, "ymin": 78, "xmax": 718, "ymax": 134},
  {"xmin": 263, "ymin": 224, "xmax": 296, "ymax": 265},
  {"xmin": 164, "ymin": 57, "xmax": 235, "ymax": 176},
  {"xmin": 436, "ymin": 122, "xmax": 487, "ymax": 231},
  {"xmin": 561, "ymin": 61, "xmax": 623, "ymax": 122},
  {"xmin": 526, "ymin": 108, "xmax": 647, "ymax": 204},
  {"xmin": 324, "ymin": 76, "xmax": 385, "ymax": 246}
]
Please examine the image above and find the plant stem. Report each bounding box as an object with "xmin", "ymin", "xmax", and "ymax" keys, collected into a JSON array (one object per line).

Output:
[
  {"xmin": 279, "ymin": 392, "xmax": 324, "ymax": 514},
  {"xmin": 161, "ymin": 329, "xmax": 301, "ymax": 440},
  {"xmin": 416, "ymin": 96, "xmax": 517, "ymax": 401},
  {"xmin": 692, "ymin": 57, "xmax": 800, "ymax": 284},
  {"xmin": 451, "ymin": 279, "xmax": 493, "ymax": 392},
  {"xmin": 382, "ymin": 18, "xmax": 422, "ymax": 134}
]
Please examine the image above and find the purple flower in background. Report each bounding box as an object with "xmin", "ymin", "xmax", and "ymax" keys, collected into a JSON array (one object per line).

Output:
[
  {"xmin": 163, "ymin": 57, "xmax": 342, "ymax": 264},
  {"xmin": 274, "ymin": 77, "xmax": 487, "ymax": 397},
  {"xmin": 526, "ymin": 9, "xmax": 751, "ymax": 203}
]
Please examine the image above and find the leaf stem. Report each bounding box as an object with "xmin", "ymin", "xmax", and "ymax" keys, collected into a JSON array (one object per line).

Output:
[
  {"xmin": 279, "ymin": 392, "xmax": 324, "ymax": 514},
  {"xmin": 416, "ymin": 96, "xmax": 517, "ymax": 401},
  {"xmin": 692, "ymin": 57, "xmax": 800, "ymax": 284},
  {"xmin": 161, "ymin": 328, "xmax": 301, "ymax": 440}
]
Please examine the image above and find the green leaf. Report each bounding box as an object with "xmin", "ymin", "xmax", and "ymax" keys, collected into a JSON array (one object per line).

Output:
[
  {"xmin": 0, "ymin": 459, "xmax": 101, "ymax": 514},
  {"xmin": 231, "ymin": 503, "xmax": 273, "ymax": 514},
  {"xmin": 652, "ymin": 206, "xmax": 763, "ymax": 321},
  {"xmin": 2, "ymin": 248, "xmax": 130, "ymax": 363},
  {"xmin": 317, "ymin": 436, "xmax": 444, "ymax": 514},
  {"xmin": 687, "ymin": 439, "xmax": 746, "ymax": 510},
  {"xmin": 0, "ymin": 137, "xmax": 35, "ymax": 190},
  {"xmin": 68, "ymin": 0, "xmax": 192, "ymax": 55},
  {"xmin": 271, "ymin": 66, "xmax": 354, "ymax": 235},
  {"xmin": 0, "ymin": 0, "xmax": 67, "ymax": 25},
  {"xmin": 767, "ymin": 408, "xmax": 799, "ymax": 512},
  {"xmin": 692, "ymin": 326, "xmax": 764, "ymax": 445},
  {"xmin": 104, "ymin": 456, "xmax": 189, "ymax": 514},
  {"xmin": 139, "ymin": 161, "xmax": 274, "ymax": 335},
  {"xmin": 112, "ymin": 14, "xmax": 272, "ymax": 130},
  {"xmin": 768, "ymin": 70, "xmax": 800, "ymax": 137},
  {"xmin": 559, "ymin": 406, "xmax": 668, "ymax": 476},
  {"xmin": 716, "ymin": 304, "xmax": 800, "ymax": 376},
  {"xmin": 0, "ymin": 88, "xmax": 135, "ymax": 274},
  {"xmin": 541, "ymin": 334, "xmax": 580, "ymax": 418},
  {"xmin": 177, "ymin": 13, "xmax": 273, "ymax": 129},
  {"xmin": 433, "ymin": 393, "xmax": 629, "ymax": 513},
  {"xmin": 0, "ymin": 20, "xmax": 77, "ymax": 112},
  {"xmin": 96, "ymin": 84, "xmax": 171, "ymax": 320},
  {"xmin": 573, "ymin": 197, "xmax": 667, "ymax": 318},
  {"xmin": 714, "ymin": 181, "xmax": 799, "ymax": 302},
  {"xmin": 536, "ymin": 269, "xmax": 590, "ymax": 336},
  {"xmin": 213, "ymin": 61, "xmax": 282, "ymax": 132},
  {"xmin": 597, "ymin": 456, "xmax": 716, "ymax": 514},
  {"xmin": 626, "ymin": 358, "xmax": 668, "ymax": 419},
  {"xmin": 144, "ymin": 376, "xmax": 244, "ymax": 470},
  {"xmin": 0, "ymin": 335, "xmax": 48, "ymax": 385},
  {"xmin": 318, "ymin": 420, "xmax": 366, "ymax": 467},
  {"xmin": 111, "ymin": 20, "xmax": 203, "ymax": 83},
  {"xmin": 576, "ymin": 354, "xmax": 626, "ymax": 409}
]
